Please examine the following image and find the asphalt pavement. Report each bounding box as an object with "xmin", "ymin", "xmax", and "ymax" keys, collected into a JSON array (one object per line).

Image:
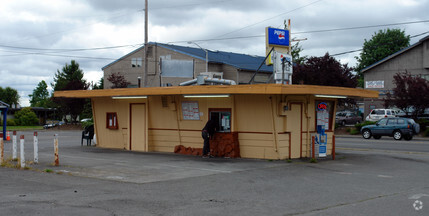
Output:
[{"xmin": 0, "ymin": 130, "xmax": 428, "ymax": 215}]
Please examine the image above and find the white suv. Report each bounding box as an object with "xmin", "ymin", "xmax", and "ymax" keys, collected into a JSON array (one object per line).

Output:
[{"xmin": 366, "ymin": 109, "xmax": 396, "ymax": 121}]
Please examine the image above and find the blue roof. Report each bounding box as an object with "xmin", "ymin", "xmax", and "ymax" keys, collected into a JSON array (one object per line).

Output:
[{"xmin": 103, "ymin": 42, "xmax": 273, "ymax": 73}]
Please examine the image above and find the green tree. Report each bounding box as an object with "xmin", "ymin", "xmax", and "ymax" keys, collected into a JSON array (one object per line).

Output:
[
  {"xmin": 291, "ymin": 40, "xmax": 307, "ymax": 65},
  {"xmin": 356, "ymin": 29, "xmax": 410, "ymax": 87},
  {"xmin": 29, "ymin": 80, "xmax": 50, "ymax": 107},
  {"xmin": 52, "ymin": 60, "xmax": 89, "ymax": 122},
  {"xmin": 93, "ymin": 77, "xmax": 104, "ymax": 90},
  {"xmin": 0, "ymin": 86, "xmax": 20, "ymax": 106},
  {"xmin": 14, "ymin": 107, "xmax": 39, "ymax": 126}
]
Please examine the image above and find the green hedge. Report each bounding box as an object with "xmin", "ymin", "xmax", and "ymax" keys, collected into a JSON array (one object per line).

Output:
[
  {"xmin": 416, "ymin": 119, "xmax": 429, "ymax": 132},
  {"xmin": 7, "ymin": 119, "xmax": 16, "ymax": 126},
  {"xmin": 424, "ymin": 128, "xmax": 429, "ymax": 137},
  {"xmin": 354, "ymin": 121, "xmax": 376, "ymax": 131}
]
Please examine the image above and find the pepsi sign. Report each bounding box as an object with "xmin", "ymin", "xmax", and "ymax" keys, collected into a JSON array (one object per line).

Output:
[{"xmin": 268, "ymin": 27, "xmax": 290, "ymax": 47}]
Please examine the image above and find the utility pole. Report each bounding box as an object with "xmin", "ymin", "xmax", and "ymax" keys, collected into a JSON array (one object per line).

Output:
[{"xmin": 143, "ymin": 0, "xmax": 148, "ymax": 87}]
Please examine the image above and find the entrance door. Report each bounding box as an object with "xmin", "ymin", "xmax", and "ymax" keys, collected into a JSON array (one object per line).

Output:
[
  {"xmin": 289, "ymin": 103, "xmax": 302, "ymax": 158},
  {"xmin": 130, "ymin": 104, "xmax": 146, "ymax": 151}
]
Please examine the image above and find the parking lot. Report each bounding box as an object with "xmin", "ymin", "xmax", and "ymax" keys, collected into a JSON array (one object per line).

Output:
[{"xmin": 0, "ymin": 130, "xmax": 428, "ymax": 215}]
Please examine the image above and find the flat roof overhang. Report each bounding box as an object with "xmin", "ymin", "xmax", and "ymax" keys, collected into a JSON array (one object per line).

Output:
[{"xmin": 53, "ymin": 84, "xmax": 379, "ymax": 99}]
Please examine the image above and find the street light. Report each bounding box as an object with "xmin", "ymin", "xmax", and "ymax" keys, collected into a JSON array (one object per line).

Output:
[{"xmin": 188, "ymin": 41, "xmax": 208, "ymax": 73}]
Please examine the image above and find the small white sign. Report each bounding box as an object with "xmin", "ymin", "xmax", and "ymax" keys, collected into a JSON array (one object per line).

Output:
[{"xmin": 366, "ymin": 81, "xmax": 384, "ymax": 89}]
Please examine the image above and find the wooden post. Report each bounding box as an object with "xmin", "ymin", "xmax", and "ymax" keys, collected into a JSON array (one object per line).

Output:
[
  {"xmin": 54, "ymin": 134, "xmax": 59, "ymax": 166},
  {"xmin": 332, "ymin": 135, "xmax": 336, "ymax": 160},
  {"xmin": 20, "ymin": 135, "xmax": 25, "ymax": 168},
  {"xmin": 34, "ymin": 132, "xmax": 38, "ymax": 164},
  {"xmin": 312, "ymin": 136, "xmax": 315, "ymax": 159},
  {"xmin": 12, "ymin": 131, "xmax": 17, "ymax": 160}
]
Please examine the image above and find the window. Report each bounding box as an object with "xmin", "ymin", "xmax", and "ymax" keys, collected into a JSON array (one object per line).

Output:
[
  {"xmin": 131, "ymin": 58, "xmax": 142, "ymax": 67},
  {"xmin": 209, "ymin": 109, "xmax": 231, "ymax": 133},
  {"xmin": 378, "ymin": 118, "xmax": 388, "ymax": 126},
  {"xmin": 106, "ymin": 112, "xmax": 118, "ymax": 129},
  {"xmin": 387, "ymin": 119, "xmax": 397, "ymax": 125}
]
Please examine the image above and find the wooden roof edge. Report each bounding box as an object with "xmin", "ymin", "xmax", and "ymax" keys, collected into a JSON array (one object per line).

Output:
[{"xmin": 53, "ymin": 84, "xmax": 379, "ymax": 99}]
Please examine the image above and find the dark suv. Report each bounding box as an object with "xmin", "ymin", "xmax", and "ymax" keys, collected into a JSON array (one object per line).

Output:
[{"xmin": 361, "ymin": 117, "xmax": 420, "ymax": 140}]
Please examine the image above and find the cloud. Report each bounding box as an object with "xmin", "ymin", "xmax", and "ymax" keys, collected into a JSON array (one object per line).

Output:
[{"xmin": 0, "ymin": 0, "xmax": 428, "ymax": 107}]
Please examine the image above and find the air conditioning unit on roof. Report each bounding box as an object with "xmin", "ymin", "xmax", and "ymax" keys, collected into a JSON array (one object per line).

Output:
[{"xmin": 199, "ymin": 72, "xmax": 223, "ymax": 79}]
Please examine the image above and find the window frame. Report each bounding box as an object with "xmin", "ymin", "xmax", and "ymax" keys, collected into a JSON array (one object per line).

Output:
[{"xmin": 106, "ymin": 112, "xmax": 119, "ymax": 129}]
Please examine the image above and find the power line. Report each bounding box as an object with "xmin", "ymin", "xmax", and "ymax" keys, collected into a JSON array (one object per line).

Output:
[
  {"xmin": 171, "ymin": 19, "xmax": 429, "ymax": 44},
  {"xmin": 330, "ymin": 30, "xmax": 429, "ymax": 57},
  {"xmin": 293, "ymin": 20, "xmax": 429, "ymax": 35},
  {"xmin": 214, "ymin": 0, "xmax": 323, "ymax": 39},
  {"xmin": 0, "ymin": 43, "xmax": 142, "ymax": 53}
]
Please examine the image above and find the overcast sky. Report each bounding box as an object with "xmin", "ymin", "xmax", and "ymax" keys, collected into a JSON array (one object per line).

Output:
[{"xmin": 1, "ymin": 0, "xmax": 428, "ymax": 106}]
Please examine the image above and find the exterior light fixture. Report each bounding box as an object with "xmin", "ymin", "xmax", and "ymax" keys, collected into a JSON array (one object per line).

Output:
[
  {"xmin": 183, "ymin": 94, "xmax": 229, "ymax": 98},
  {"xmin": 315, "ymin": 95, "xmax": 347, "ymax": 99},
  {"xmin": 112, "ymin": 96, "xmax": 147, "ymax": 99}
]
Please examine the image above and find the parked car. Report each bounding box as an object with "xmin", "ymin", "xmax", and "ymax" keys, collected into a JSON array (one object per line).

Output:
[
  {"xmin": 361, "ymin": 117, "xmax": 420, "ymax": 140},
  {"xmin": 336, "ymin": 112, "xmax": 362, "ymax": 126},
  {"xmin": 365, "ymin": 109, "xmax": 396, "ymax": 121}
]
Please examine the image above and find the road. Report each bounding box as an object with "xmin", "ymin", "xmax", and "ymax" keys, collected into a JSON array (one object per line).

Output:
[
  {"xmin": 336, "ymin": 135, "xmax": 429, "ymax": 153},
  {"xmin": 0, "ymin": 130, "xmax": 428, "ymax": 215}
]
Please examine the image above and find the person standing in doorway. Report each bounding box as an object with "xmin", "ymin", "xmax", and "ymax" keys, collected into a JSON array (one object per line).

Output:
[{"xmin": 202, "ymin": 119, "xmax": 216, "ymax": 158}]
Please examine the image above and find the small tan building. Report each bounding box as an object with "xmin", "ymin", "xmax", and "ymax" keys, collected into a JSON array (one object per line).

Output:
[{"xmin": 55, "ymin": 84, "xmax": 377, "ymax": 159}]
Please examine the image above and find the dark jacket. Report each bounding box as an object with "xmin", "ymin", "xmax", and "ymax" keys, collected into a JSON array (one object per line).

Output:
[{"xmin": 202, "ymin": 120, "xmax": 217, "ymax": 137}]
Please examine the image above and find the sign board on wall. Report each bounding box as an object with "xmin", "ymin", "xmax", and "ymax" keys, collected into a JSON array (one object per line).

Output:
[
  {"xmin": 181, "ymin": 101, "xmax": 200, "ymax": 120},
  {"xmin": 365, "ymin": 81, "xmax": 384, "ymax": 89},
  {"xmin": 316, "ymin": 102, "xmax": 329, "ymax": 129}
]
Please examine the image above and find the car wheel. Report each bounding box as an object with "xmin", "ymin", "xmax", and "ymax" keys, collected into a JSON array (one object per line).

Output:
[
  {"xmin": 404, "ymin": 135, "xmax": 413, "ymax": 141},
  {"xmin": 373, "ymin": 135, "xmax": 381, "ymax": 139},
  {"xmin": 362, "ymin": 129, "xmax": 372, "ymax": 139},
  {"xmin": 393, "ymin": 130, "xmax": 402, "ymax": 140}
]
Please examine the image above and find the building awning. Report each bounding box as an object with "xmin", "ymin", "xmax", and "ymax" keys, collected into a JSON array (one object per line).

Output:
[
  {"xmin": 54, "ymin": 84, "xmax": 378, "ymax": 99},
  {"xmin": 54, "ymin": 84, "xmax": 378, "ymax": 98}
]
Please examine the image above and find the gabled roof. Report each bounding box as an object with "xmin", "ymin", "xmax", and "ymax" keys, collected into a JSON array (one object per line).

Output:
[
  {"xmin": 102, "ymin": 42, "xmax": 273, "ymax": 73},
  {"xmin": 361, "ymin": 35, "xmax": 429, "ymax": 73},
  {"xmin": 0, "ymin": 100, "xmax": 9, "ymax": 108}
]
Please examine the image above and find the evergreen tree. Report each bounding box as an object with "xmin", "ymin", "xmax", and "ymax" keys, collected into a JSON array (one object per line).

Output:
[{"xmin": 52, "ymin": 60, "xmax": 89, "ymax": 122}]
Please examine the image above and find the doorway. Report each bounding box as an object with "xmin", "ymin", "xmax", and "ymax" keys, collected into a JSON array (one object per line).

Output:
[{"xmin": 130, "ymin": 103, "xmax": 146, "ymax": 151}]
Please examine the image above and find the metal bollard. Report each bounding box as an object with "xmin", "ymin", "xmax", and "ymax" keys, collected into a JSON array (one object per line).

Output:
[
  {"xmin": 54, "ymin": 134, "xmax": 59, "ymax": 166},
  {"xmin": 20, "ymin": 135, "xmax": 25, "ymax": 168},
  {"xmin": 13, "ymin": 131, "xmax": 17, "ymax": 160},
  {"xmin": 34, "ymin": 132, "xmax": 38, "ymax": 164}
]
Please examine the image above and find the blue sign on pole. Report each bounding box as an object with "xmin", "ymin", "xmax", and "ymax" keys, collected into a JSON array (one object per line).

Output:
[{"xmin": 268, "ymin": 27, "xmax": 290, "ymax": 47}]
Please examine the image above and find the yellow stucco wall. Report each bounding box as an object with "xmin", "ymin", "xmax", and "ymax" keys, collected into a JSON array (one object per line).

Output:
[{"xmin": 92, "ymin": 94, "xmax": 335, "ymax": 160}]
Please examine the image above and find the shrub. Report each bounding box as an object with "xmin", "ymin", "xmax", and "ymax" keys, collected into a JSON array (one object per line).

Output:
[
  {"xmin": 350, "ymin": 129, "xmax": 360, "ymax": 135},
  {"xmin": 14, "ymin": 107, "xmax": 39, "ymax": 126},
  {"xmin": 424, "ymin": 128, "xmax": 429, "ymax": 137},
  {"xmin": 6, "ymin": 119, "xmax": 16, "ymax": 126},
  {"xmin": 355, "ymin": 121, "xmax": 376, "ymax": 131},
  {"xmin": 81, "ymin": 119, "xmax": 94, "ymax": 129},
  {"xmin": 416, "ymin": 119, "xmax": 429, "ymax": 132}
]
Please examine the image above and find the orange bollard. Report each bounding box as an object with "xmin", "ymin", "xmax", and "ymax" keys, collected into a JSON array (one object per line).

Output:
[{"xmin": 6, "ymin": 131, "xmax": 10, "ymax": 141}]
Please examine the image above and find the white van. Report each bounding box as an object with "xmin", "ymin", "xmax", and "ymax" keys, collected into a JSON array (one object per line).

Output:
[{"xmin": 366, "ymin": 109, "xmax": 396, "ymax": 121}]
